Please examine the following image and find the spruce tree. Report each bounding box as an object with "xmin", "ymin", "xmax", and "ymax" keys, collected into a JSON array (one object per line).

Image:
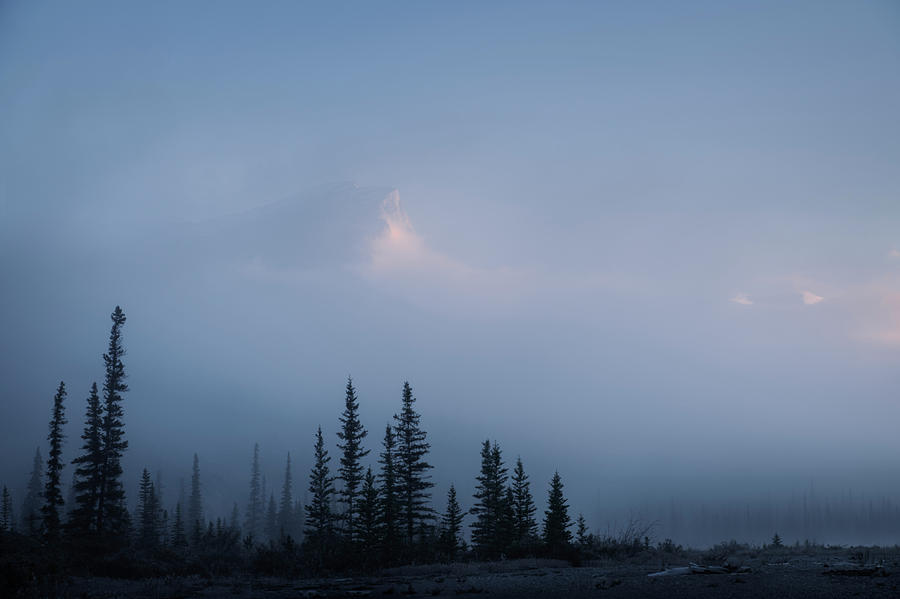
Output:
[
  {"xmin": 22, "ymin": 448, "xmax": 43, "ymax": 535},
  {"xmin": 42, "ymin": 381, "xmax": 67, "ymax": 540},
  {"xmin": 305, "ymin": 426, "xmax": 335, "ymax": 543},
  {"xmin": 440, "ymin": 484, "xmax": 465, "ymax": 560},
  {"xmin": 1, "ymin": 486, "xmax": 13, "ymax": 532},
  {"xmin": 377, "ymin": 424, "xmax": 400, "ymax": 561},
  {"xmin": 393, "ymin": 381, "xmax": 433, "ymax": 545},
  {"xmin": 542, "ymin": 471, "xmax": 572, "ymax": 554},
  {"xmin": 188, "ymin": 453, "xmax": 203, "ymax": 538},
  {"xmin": 511, "ymin": 457, "xmax": 538, "ymax": 546},
  {"xmin": 278, "ymin": 453, "xmax": 293, "ymax": 539},
  {"xmin": 336, "ymin": 376, "xmax": 369, "ymax": 541},
  {"xmin": 97, "ymin": 306, "xmax": 129, "ymax": 537},
  {"xmin": 357, "ymin": 467, "xmax": 380, "ymax": 553},
  {"xmin": 70, "ymin": 383, "xmax": 103, "ymax": 535},
  {"xmin": 470, "ymin": 440, "xmax": 508, "ymax": 558},
  {"xmin": 245, "ymin": 443, "xmax": 262, "ymax": 541}
]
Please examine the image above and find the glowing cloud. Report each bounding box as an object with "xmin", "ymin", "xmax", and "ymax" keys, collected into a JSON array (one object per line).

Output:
[
  {"xmin": 802, "ymin": 290, "xmax": 824, "ymax": 305},
  {"xmin": 889, "ymin": 249, "xmax": 900, "ymax": 259},
  {"xmin": 730, "ymin": 293, "xmax": 753, "ymax": 305},
  {"xmin": 370, "ymin": 190, "xmax": 471, "ymax": 278}
]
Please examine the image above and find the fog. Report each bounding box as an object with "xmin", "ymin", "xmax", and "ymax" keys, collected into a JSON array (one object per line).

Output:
[{"xmin": 2, "ymin": 1, "xmax": 899, "ymax": 547}]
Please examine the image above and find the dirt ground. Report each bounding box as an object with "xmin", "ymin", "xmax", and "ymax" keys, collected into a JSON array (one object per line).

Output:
[{"xmin": 50, "ymin": 559, "xmax": 898, "ymax": 599}]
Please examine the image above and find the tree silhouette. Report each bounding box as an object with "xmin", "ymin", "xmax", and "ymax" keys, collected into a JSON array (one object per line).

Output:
[
  {"xmin": 357, "ymin": 467, "xmax": 380, "ymax": 554},
  {"xmin": 511, "ymin": 457, "xmax": 538, "ymax": 547},
  {"xmin": 337, "ymin": 376, "xmax": 369, "ymax": 542},
  {"xmin": 498, "ymin": 486, "xmax": 516, "ymax": 554},
  {"xmin": 378, "ymin": 424, "xmax": 400, "ymax": 562},
  {"xmin": 22, "ymin": 447, "xmax": 43, "ymax": 536},
  {"xmin": 440, "ymin": 484, "xmax": 465, "ymax": 560},
  {"xmin": 42, "ymin": 381, "xmax": 67, "ymax": 541},
  {"xmin": 305, "ymin": 426, "xmax": 335, "ymax": 544},
  {"xmin": 278, "ymin": 453, "xmax": 294, "ymax": 539},
  {"xmin": 70, "ymin": 383, "xmax": 103, "ymax": 536},
  {"xmin": 188, "ymin": 453, "xmax": 203, "ymax": 541},
  {"xmin": 393, "ymin": 382, "xmax": 433, "ymax": 546},
  {"xmin": 470, "ymin": 440, "xmax": 508, "ymax": 558},
  {"xmin": 575, "ymin": 513, "xmax": 589, "ymax": 546},
  {"xmin": 245, "ymin": 443, "xmax": 262, "ymax": 542},
  {"xmin": 1, "ymin": 486, "xmax": 13, "ymax": 532},
  {"xmin": 171, "ymin": 501, "xmax": 187, "ymax": 548},
  {"xmin": 137, "ymin": 468, "xmax": 160, "ymax": 549},
  {"xmin": 97, "ymin": 307, "xmax": 129, "ymax": 538},
  {"xmin": 542, "ymin": 471, "xmax": 572, "ymax": 554},
  {"xmin": 265, "ymin": 493, "xmax": 278, "ymax": 541}
]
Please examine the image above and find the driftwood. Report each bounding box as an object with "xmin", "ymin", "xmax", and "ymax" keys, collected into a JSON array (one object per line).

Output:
[{"xmin": 648, "ymin": 562, "xmax": 750, "ymax": 577}]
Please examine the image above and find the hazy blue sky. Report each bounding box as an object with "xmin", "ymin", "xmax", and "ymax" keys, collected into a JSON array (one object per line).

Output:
[{"xmin": 1, "ymin": 1, "xmax": 899, "ymax": 541}]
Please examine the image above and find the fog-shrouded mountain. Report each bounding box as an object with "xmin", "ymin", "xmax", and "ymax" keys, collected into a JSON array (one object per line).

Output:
[{"xmin": 2, "ymin": 181, "xmax": 900, "ymax": 548}]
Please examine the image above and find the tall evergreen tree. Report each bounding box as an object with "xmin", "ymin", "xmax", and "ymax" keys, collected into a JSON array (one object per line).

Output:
[
  {"xmin": 70, "ymin": 383, "xmax": 104, "ymax": 535},
  {"xmin": 470, "ymin": 440, "xmax": 508, "ymax": 558},
  {"xmin": 42, "ymin": 381, "xmax": 67, "ymax": 540},
  {"xmin": 511, "ymin": 457, "xmax": 538, "ymax": 545},
  {"xmin": 1, "ymin": 486, "xmax": 13, "ymax": 532},
  {"xmin": 392, "ymin": 382, "xmax": 433, "ymax": 545},
  {"xmin": 336, "ymin": 376, "xmax": 369, "ymax": 541},
  {"xmin": 188, "ymin": 453, "xmax": 203, "ymax": 538},
  {"xmin": 278, "ymin": 453, "xmax": 294, "ymax": 539},
  {"xmin": 440, "ymin": 484, "xmax": 465, "ymax": 560},
  {"xmin": 357, "ymin": 467, "xmax": 380, "ymax": 553},
  {"xmin": 97, "ymin": 306, "xmax": 129, "ymax": 537},
  {"xmin": 542, "ymin": 471, "xmax": 572, "ymax": 554},
  {"xmin": 305, "ymin": 427, "xmax": 335, "ymax": 543},
  {"xmin": 21, "ymin": 448, "xmax": 43, "ymax": 536},
  {"xmin": 377, "ymin": 424, "xmax": 400, "ymax": 560},
  {"xmin": 245, "ymin": 443, "xmax": 262, "ymax": 541}
]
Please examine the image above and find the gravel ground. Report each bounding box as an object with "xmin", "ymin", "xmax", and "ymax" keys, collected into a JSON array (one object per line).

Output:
[{"xmin": 53, "ymin": 562, "xmax": 898, "ymax": 599}]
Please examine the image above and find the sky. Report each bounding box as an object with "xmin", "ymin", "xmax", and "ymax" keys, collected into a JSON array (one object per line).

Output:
[{"xmin": 1, "ymin": 1, "xmax": 899, "ymax": 544}]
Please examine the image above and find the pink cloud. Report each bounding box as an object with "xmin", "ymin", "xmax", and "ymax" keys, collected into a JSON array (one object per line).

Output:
[
  {"xmin": 730, "ymin": 293, "xmax": 753, "ymax": 305},
  {"xmin": 802, "ymin": 290, "xmax": 824, "ymax": 305}
]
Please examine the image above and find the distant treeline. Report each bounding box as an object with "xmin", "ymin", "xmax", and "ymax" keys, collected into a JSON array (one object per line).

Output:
[
  {"xmin": 3, "ymin": 307, "xmax": 898, "ymax": 586},
  {"xmin": 633, "ymin": 491, "xmax": 900, "ymax": 548},
  {"xmin": 0, "ymin": 306, "xmax": 589, "ymax": 579}
]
